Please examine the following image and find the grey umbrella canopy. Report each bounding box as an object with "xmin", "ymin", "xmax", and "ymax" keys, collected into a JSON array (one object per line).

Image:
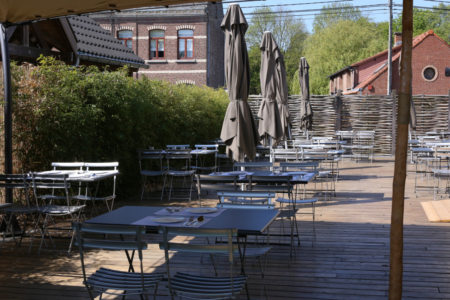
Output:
[
  {"xmin": 399, "ymin": 53, "xmax": 417, "ymax": 130},
  {"xmin": 299, "ymin": 57, "xmax": 313, "ymax": 131},
  {"xmin": 275, "ymin": 41, "xmax": 292, "ymax": 141},
  {"xmin": 220, "ymin": 4, "xmax": 260, "ymax": 162},
  {"xmin": 258, "ymin": 32, "xmax": 283, "ymax": 143}
]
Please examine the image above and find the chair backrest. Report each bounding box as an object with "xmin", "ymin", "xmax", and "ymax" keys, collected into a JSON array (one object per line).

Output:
[
  {"xmin": 280, "ymin": 162, "xmax": 318, "ymax": 173},
  {"xmin": 166, "ymin": 144, "xmax": 190, "ymax": 150},
  {"xmin": 273, "ymin": 149, "xmax": 299, "ymax": 162},
  {"xmin": 301, "ymin": 149, "xmax": 329, "ymax": 161},
  {"xmin": 194, "ymin": 144, "xmax": 219, "ymax": 150},
  {"xmin": 217, "ymin": 191, "xmax": 276, "ymax": 207},
  {"xmin": 84, "ymin": 162, "xmax": 119, "ymax": 170},
  {"xmin": 138, "ymin": 149, "xmax": 164, "ymax": 171},
  {"xmin": 0, "ymin": 174, "xmax": 31, "ymax": 208},
  {"xmin": 52, "ymin": 162, "xmax": 84, "ymax": 171},
  {"xmin": 234, "ymin": 162, "xmax": 272, "ymax": 171},
  {"xmin": 158, "ymin": 226, "xmax": 239, "ymax": 296},
  {"xmin": 196, "ymin": 175, "xmax": 238, "ymax": 195},
  {"xmin": 31, "ymin": 173, "xmax": 71, "ymax": 207},
  {"xmin": 246, "ymin": 176, "xmax": 292, "ymax": 200},
  {"xmin": 216, "ymin": 202, "xmax": 275, "ymax": 210},
  {"xmin": 73, "ymin": 223, "xmax": 149, "ymax": 292}
]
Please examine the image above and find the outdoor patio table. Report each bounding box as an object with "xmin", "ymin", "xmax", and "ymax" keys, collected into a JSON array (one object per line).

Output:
[
  {"xmin": 33, "ymin": 170, "xmax": 120, "ymax": 214},
  {"xmin": 85, "ymin": 205, "xmax": 280, "ymax": 275},
  {"xmin": 84, "ymin": 205, "xmax": 279, "ymax": 236}
]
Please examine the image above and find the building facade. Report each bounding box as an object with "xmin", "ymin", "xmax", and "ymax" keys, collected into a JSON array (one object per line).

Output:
[
  {"xmin": 91, "ymin": 3, "xmax": 225, "ymax": 88},
  {"xmin": 328, "ymin": 30, "xmax": 450, "ymax": 95}
]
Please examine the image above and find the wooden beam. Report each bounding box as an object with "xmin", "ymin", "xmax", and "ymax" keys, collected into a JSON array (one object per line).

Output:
[
  {"xmin": 31, "ymin": 23, "xmax": 49, "ymax": 49},
  {"xmin": 59, "ymin": 18, "xmax": 78, "ymax": 56},
  {"xmin": 389, "ymin": 0, "xmax": 413, "ymax": 299},
  {"xmin": 7, "ymin": 43, "xmax": 71, "ymax": 60},
  {"xmin": 22, "ymin": 25, "xmax": 29, "ymax": 47}
]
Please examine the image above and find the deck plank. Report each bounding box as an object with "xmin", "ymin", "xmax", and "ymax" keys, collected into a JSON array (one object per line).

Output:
[{"xmin": 0, "ymin": 157, "xmax": 449, "ymax": 299}]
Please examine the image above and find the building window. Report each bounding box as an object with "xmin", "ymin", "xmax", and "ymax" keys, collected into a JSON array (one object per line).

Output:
[
  {"xmin": 422, "ymin": 65, "xmax": 438, "ymax": 82},
  {"xmin": 118, "ymin": 30, "xmax": 133, "ymax": 49},
  {"xmin": 178, "ymin": 29, "xmax": 194, "ymax": 59},
  {"xmin": 150, "ymin": 30, "xmax": 165, "ymax": 59}
]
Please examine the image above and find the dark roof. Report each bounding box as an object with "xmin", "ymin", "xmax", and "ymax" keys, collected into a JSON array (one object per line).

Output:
[
  {"xmin": 67, "ymin": 16, "xmax": 147, "ymax": 68},
  {"xmin": 327, "ymin": 66, "xmax": 353, "ymax": 79}
]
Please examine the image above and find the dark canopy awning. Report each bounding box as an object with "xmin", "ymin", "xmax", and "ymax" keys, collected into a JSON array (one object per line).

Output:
[{"xmin": 0, "ymin": 0, "xmax": 210, "ymax": 24}]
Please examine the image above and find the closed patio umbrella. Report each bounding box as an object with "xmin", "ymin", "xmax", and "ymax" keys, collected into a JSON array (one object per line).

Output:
[
  {"xmin": 258, "ymin": 32, "xmax": 283, "ymax": 144},
  {"xmin": 299, "ymin": 57, "xmax": 313, "ymax": 132},
  {"xmin": 220, "ymin": 4, "xmax": 260, "ymax": 162},
  {"xmin": 275, "ymin": 40, "xmax": 292, "ymax": 141}
]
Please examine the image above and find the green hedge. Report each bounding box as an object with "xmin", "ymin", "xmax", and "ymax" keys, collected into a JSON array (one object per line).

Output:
[{"xmin": 7, "ymin": 56, "xmax": 229, "ymax": 198}]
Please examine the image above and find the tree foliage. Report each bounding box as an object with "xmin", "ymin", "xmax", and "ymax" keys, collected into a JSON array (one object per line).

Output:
[
  {"xmin": 304, "ymin": 18, "xmax": 386, "ymax": 95},
  {"xmin": 378, "ymin": 4, "xmax": 450, "ymax": 45},
  {"xmin": 313, "ymin": 2, "xmax": 365, "ymax": 32},
  {"xmin": 246, "ymin": 6, "xmax": 308, "ymax": 94},
  {"xmin": 5, "ymin": 56, "xmax": 229, "ymax": 198}
]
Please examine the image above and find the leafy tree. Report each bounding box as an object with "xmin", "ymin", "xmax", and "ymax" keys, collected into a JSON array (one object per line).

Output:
[
  {"xmin": 248, "ymin": 45, "xmax": 262, "ymax": 95},
  {"xmin": 304, "ymin": 18, "xmax": 386, "ymax": 95},
  {"xmin": 246, "ymin": 6, "xmax": 307, "ymax": 94},
  {"xmin": 313, "ymin": 2, "xmax": 365, "ymax": 32},
  {"xmin": 380, "ymin": 4, "xmax": 450, "ymax": 44}
]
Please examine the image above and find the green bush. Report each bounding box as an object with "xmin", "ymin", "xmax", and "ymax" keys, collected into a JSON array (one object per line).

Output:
[{"xmin": 6, "ymin": 56, "xmax": 229, "ymax": 198}]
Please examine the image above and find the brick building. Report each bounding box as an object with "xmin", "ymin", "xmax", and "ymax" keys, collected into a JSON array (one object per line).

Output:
[
  {"xmin": 91, "ymin": 3, "xmax": 225, "ymax": 88},
  {"xmin": 328, "ymin": 30, "xmax": 450, "ymax": 95}
]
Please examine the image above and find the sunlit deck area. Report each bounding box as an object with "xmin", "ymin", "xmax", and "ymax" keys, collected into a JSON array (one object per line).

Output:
[{"xmin": 1, "ymin": 158, "xmax": 449, "ymax": 300}]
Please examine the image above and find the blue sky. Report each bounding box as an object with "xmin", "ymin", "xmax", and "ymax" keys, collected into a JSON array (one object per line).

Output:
[{"xmin": 222, "ymin": 0, "xmax": 438, "ymax": 32}]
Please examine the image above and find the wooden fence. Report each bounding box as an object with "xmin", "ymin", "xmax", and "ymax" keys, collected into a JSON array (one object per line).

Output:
[{"xmin": 248, "ymin": 92, "xmax": 450, "ymax": 155}]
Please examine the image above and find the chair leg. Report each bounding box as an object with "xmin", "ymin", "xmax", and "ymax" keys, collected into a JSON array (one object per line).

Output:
[
  {"xmin": 140, "ymin": 176, "xmax": 147, "ymax": 201},
  {"xmin": 160, "ymin": 175, "xmax": 166, "ymax": 202}
]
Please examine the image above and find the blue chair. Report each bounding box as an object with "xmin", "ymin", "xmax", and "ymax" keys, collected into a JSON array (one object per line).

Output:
[{"xmin": 74, "ymin": 223, "xmax": 165, "ymax": 300}]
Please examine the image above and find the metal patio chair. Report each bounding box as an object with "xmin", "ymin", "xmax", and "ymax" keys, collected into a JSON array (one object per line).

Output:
[
  {"xmin": 216, "ymin": 192, "xmax": 275, "ymax": 300},
  {"xmin": 164, "ymin": 149, "xmax": 196, "ymax": 201},
  {"xmin": 0, "ymin": 174, "xmax": 39, "ymax": 254},
  {"xmin": 138, "ymin": 149, "xmax": 167, "ymax": 201},
  {"xmin": 72, "ymin": 162, "xmax": 118, "ymax": 213},
  {"xmin": 191, "ymin": 144, "xmax": 219, "ymax": 174},
  {"xmin": 31, "ymin": 173, "xmax": 85, "ymax": 255},
  {"xmin": 159, "ymin": 226, "xmax": 250, "ymax": 300},
  {"xmin": 74, "ymin": 223, "xmax": 165, "ymax": 300},
  {"xmin": 37, "ymin": 162, "xmax": 84, "ymax": 202},
  {"xmin": 196, "ymin": 174, "xmax": 238, "ymax": 207},
  {"xmin": 234, "ymin": 161, "xmax": 272, "ymax": 172}
]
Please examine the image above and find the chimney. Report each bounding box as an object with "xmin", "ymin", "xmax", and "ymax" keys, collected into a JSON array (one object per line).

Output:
[{"xmin": 394, "ymin": 32, "xmax": 402, "ymax": 46}]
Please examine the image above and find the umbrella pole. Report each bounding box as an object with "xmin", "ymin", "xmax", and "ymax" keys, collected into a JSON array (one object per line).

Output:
[
  {"xmin": 389, "ymin": 1, "xmax": 413, "ymax": 299},
  {"xmin": 0, "ymin": 23, "xmax": 13, "ymax": 203}
]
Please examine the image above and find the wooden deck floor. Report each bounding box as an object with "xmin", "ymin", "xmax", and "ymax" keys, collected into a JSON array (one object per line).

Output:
[{"xmin": 2, "ymin": 157, "xmax": 450, "ymax": 299}]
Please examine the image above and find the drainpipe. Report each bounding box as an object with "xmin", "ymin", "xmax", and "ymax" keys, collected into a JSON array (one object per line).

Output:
[
  {"xmin": 73, "ymin": 57, "xmax": 80, "ymax": 67},
  {"xmin": 136, "ymin": 19, "xmax": 139, "ymax": 79},
  {"xmin": 206, "ymin": 8, "xmax": 210, "ymax": 86}
]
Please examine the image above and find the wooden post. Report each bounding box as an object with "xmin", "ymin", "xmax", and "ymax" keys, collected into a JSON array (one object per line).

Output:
[
  {"xmin": 447, "ymin": 90, "xmax": 450, "ymax": 131},
  {"xmin": 389, "ymin": 1, "xmax": 413, "ymax": 299},
  {"xmin": 392, "ymin": 90, "xmax": 397, "ymax": 156},
  {"xmin": 336, "ymin": 89, "xmax": 342, "ymax": 132}
]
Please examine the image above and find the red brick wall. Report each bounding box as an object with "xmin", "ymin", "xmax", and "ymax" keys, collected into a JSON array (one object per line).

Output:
[
  {"xmin": 92, "ymin": 4, "xmax": 224, "ymax": 88},
  {"xmin": 360, "ymin": 34, "xmax": 450, "ymax": 95}
]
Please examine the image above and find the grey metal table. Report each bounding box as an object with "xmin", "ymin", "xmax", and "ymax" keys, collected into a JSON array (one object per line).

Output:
[
  {"xmin": 85, "ymin": 205, "xmax": 280, "ymax": 237},
  {"xmin": 86, "ymin": 206, "xmax": 280, "ymax": 275}
]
